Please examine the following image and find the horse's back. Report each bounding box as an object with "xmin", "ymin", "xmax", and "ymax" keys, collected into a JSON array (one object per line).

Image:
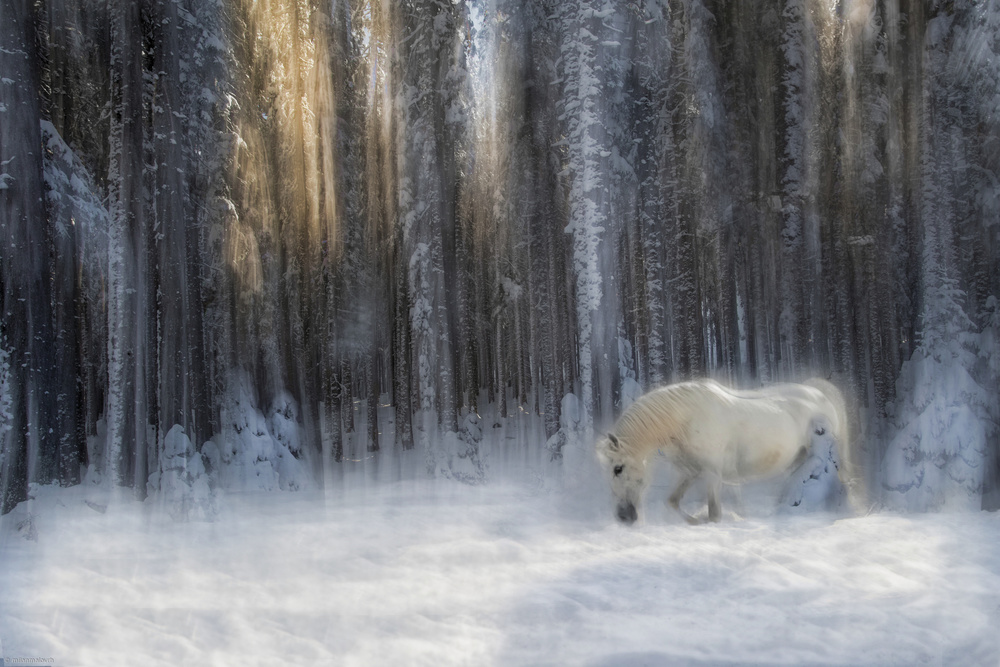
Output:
[
  {"xmin": 691, "ymin": 391, "xmax": 805, "ymax": 478},
  {"xmin": 645, "ymin": 379, "xmax": 826, "ymax": 480}
]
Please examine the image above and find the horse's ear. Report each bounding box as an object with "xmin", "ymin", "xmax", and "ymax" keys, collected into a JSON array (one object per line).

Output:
[{"xmin": 608, "ymin": 433, "xmax": 621, "ymax": 451}]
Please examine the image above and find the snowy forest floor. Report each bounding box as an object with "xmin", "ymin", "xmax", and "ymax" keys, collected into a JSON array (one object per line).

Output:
[{"xmin": 2, "ymin": 449, "xmax": 1000, "ymax": 667}]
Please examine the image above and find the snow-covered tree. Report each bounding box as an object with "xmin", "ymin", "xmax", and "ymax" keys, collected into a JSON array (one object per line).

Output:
[
  {"xmin": 883, "ymin": 274, "xmax": 993, "ymax": 510},
  {"xmin": 0, "ymin": 331, "xmax": 12, "ymax": 487},
  {"xmin": 884, "ymin": 41, "xmax": 994, "ymax": 508}
]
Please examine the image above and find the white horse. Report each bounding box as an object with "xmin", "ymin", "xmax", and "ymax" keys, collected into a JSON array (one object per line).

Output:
[{"xmin": 596, "ymin": 378, "xmax": 860, "ymax": 525}]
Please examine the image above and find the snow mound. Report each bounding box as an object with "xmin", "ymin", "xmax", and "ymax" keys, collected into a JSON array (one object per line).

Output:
[
  {"xmin": 781, "ymin": 427, "xmax": 845, "ymax": 511},
  {"xmin": 1, "ymin": 481, "xmax": 998, "ymax": 666}
]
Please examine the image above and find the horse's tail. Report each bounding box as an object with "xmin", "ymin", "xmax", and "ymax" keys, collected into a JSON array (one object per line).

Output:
[{"xmin": 805, "ymin": 378, "xmax": 866, "ymax": 513}]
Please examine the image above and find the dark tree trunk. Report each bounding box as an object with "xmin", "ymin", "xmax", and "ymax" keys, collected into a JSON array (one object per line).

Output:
[{"xmin": 1, "ymin": 0, "xmax": 59, "ymax": 511}]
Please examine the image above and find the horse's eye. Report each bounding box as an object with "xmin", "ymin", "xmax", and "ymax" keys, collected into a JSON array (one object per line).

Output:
[
  {"xmin": 814, "ymin": 427, "xmax": 826, "ymax": 436},
  {"xmin": 614, "ymin": 465, "xmax": 624, "ymax": 476}
]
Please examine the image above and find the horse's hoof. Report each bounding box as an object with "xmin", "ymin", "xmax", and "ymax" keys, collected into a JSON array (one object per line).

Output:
[{"xmin": 682, "ymin": 512, "xmax": 703, "ymax": 526}]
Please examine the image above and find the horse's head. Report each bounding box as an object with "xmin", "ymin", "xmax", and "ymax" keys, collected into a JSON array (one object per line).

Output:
[{"xmin": 596, "ymin": 433, "xmax": 648, "ymax": 525}]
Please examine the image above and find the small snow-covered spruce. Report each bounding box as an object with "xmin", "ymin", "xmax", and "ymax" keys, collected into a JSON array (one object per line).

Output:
[
  {"xmin": 437, "ymin": 410, "xmax": 487, "ymax": 485},
  {"xmin": 149, "ymin": 425, "xmax": 217, "ymax": 521},
  {"xmin": 201, "ymin": 378, "xmax": 311, "ymax": 495},
  {"xmin": 883, "ymin": 273, "xmax": 992, "ymax": 510},
  {"xmin": 545, "ymin": 393, "xmax": 582, "ymax": 461}
]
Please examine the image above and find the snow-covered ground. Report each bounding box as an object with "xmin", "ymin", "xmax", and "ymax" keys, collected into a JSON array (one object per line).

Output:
[{"xmin": 2, "ymin": 457, "xmax": 999, "ymax": 667}]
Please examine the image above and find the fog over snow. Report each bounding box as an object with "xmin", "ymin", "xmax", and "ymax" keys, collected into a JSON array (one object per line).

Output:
[{"xmin": 3, "ymin": 448, "xmax": 999, "ymax": 667}]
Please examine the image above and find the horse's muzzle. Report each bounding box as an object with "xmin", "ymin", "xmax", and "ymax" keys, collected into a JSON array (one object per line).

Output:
[{"xmin": 616, "ymin": 501, "xmax": 638, "ymax": 525}]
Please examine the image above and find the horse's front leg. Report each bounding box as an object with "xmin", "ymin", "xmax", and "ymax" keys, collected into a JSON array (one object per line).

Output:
[
  {"xmin": 668, "ymin": 475, "xmax": 694, "ymax": 511},
  {"xmin": 668, "ymin": 474, "xmax": 702, "ymax": 525},
  {"xmin": 706, "ymin": 478, "xmax": 722, "ymax": 523}
]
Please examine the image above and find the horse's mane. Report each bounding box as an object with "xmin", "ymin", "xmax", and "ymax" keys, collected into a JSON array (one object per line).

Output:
[{"xmin": 614, "ymin": 381, "xmax": 724, "ymax": 457}]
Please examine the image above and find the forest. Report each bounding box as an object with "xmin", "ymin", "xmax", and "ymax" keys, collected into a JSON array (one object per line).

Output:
[{"xmin": 1, "ymin": 0, "xmax": 998, "ymax": 516}]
